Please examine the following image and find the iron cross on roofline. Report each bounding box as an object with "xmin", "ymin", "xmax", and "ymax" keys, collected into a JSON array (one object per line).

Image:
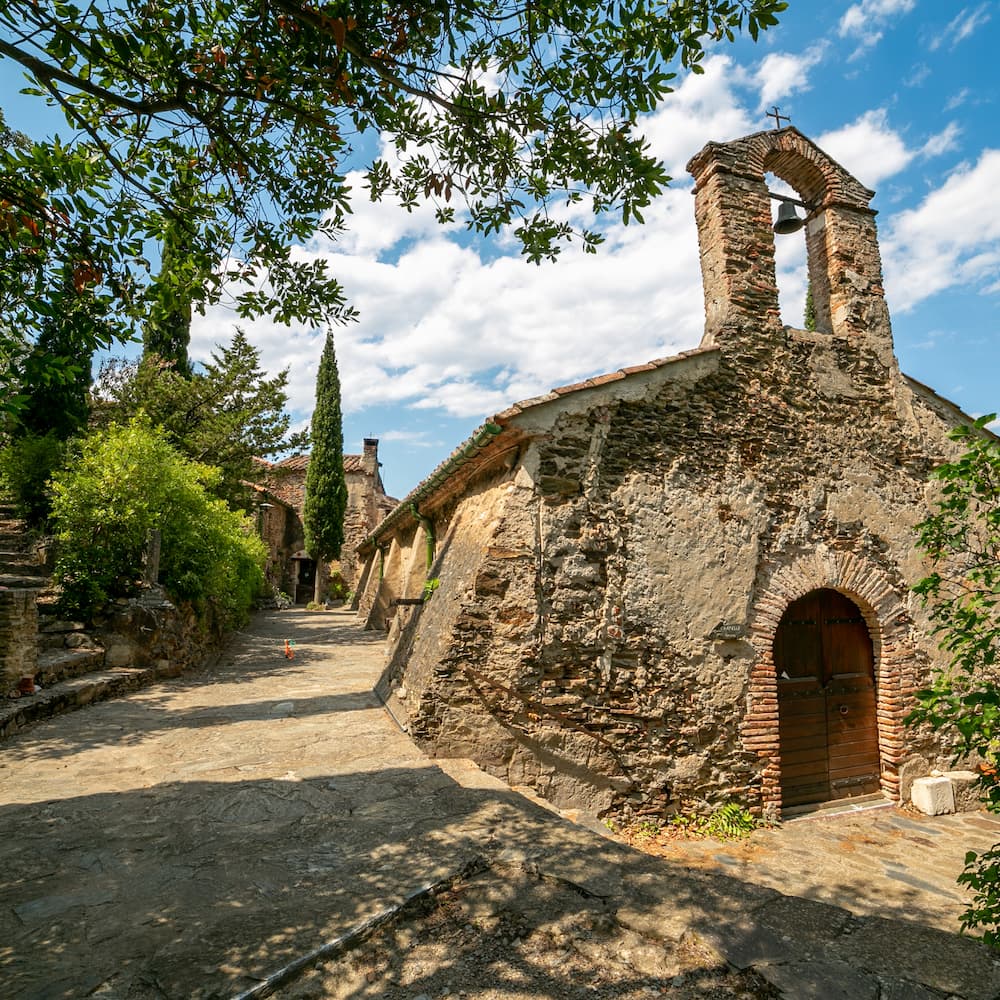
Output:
[{"xmin": 767, "ymin": 106, "xmax": 791, "ymax": 129}]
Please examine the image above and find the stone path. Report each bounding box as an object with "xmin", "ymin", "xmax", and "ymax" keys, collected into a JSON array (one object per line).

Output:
[
  {"xmin": 625, "ymin": 800, "xmax": 1000, "ymax": 935},
  {"xmin": 2, "ymin": 608, "xmax": 1000, "ymax": 999}
]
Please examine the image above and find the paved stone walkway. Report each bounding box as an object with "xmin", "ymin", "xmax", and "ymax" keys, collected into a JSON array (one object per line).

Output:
[{"xmin": 3, "ymin": 609, "xmax": 1000, "ymax": 999}]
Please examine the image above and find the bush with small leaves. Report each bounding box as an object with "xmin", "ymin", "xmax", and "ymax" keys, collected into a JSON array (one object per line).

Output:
[{"xmin": 49, "ymin": 416, "xmax": 265, "ymax": 626}]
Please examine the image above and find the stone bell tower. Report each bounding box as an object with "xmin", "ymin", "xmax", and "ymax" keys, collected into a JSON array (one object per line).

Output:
[{"xmin": 686, "ymin": 127, "xmax": 897, "ymax": 372}]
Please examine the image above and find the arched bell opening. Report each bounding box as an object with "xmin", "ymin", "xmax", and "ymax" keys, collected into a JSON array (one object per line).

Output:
[
  {"xmin": 774, "ymin": 588, "xmax": 882, "ymax": 809},
  {"xmin": 766, "ymin": 172, "xmax": 814, "ymax": 332},
  {"xmin": 689, "ymin": 128, "xmax": 891, "ymax": 351}
]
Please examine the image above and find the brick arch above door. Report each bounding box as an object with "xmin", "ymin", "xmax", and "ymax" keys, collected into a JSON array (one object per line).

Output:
[{"xmin": 741, "ymin": 546, "xmax": 918, "ymax": 814}]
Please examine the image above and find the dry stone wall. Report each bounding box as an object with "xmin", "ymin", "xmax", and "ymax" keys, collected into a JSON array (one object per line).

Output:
[
  {"xmin": 0, "ymin": 589, "xmax": 39, "ymax": 687},
  {"xmin": 376, "ymin": 339, "xmax": 965, "ymax": 820},
  {"xmin": 362, "ymin": 129, "xmax": 975, "ymax": 821}
]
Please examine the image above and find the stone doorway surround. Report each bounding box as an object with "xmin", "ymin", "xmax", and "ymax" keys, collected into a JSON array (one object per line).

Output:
[{"xmin": 742, "ymin": 547, "xmax": 918, "ymax": 816}]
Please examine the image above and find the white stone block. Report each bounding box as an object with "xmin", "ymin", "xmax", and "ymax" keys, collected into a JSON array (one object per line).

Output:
[{"xmin": 911, "ymin": 776, "xmax": 955, "ymax": 816}]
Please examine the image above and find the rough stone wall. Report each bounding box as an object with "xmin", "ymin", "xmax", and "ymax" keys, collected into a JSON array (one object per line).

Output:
[
  {"xmin": 360, "ymin": 128, "xmax": 974, "ymax": 820},
  {"xmin": 0, "ymin": 589, "xmax": 40, "ymax": 686},
  {"xmin": 93, "ymin": 592, "xmax": 224, "ymax": 673},
  {"xmin": 258, "ymin": 442, "xmax": 389, "ymax": 595},
  {"xmin": 382, "ymin": 345, "xmax": 964, "ymax": 819},
  {"xmin": 340, "ymin": 468, "xmax": 374, "ymax": 589},
  {"xmin": 259, "ymin": 502, "xmax": 303, "ymax": 597}
]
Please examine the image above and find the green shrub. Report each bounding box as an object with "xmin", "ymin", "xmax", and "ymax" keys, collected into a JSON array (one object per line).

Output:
[
  {"xmin": 49, "ymin": 417, "xmax": 265, "ymax": 625},
  {"xmin": 0, "ymin": 433, "xmax": 68, "ymax": 526}
]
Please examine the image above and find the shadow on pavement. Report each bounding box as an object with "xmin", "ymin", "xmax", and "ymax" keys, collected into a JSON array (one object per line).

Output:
[{"xmin": 3, "ymin": 764, "xmax": 998, "ymax": 1000}]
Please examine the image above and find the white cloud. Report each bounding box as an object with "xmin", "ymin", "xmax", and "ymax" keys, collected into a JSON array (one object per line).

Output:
[
  {"xmin": 754, "ymin": 45, "xmax": 827, "ymax": 111},
  {"xmin": 816, "ymin": 112, "xmax": 962, "ymax": 187},
  {"xmin": 930, "ymin": 4, "xmax": 992, "ymax": 51},
  {"xmin": 640, "ymin": 55, "xmax": 753, "ymax": 177},
  {"xmin": 921, "ymin": 122, "xmax": 962, "ymax": 158},
  {"xmin": 945, "ymin": 87, "xmax": 972, "ymax": 111},
  {"xmin": 881, "ymin": 150, "xmax": 1000, "ymax": 311},
  {"xmin": 191, "ymin": 178, "xmax": 707, "ymax": 422},
  {"xmin": 308, "ymin": 169, "xmax": 458, "ymax": 260},
  {"xmin": 378, "ymin": 429, "xmax": 443, "ymax": 447},
  {"xmin": 817, "ymin": 110, "xmax": 915, "ymax": 186},
  {"xmin": 839, "ymin": 0, "xmax": 917, "ymax": 58}
]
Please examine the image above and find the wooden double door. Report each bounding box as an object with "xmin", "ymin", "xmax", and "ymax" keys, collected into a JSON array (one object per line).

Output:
[{"xmin": 774, "ymin": 588, "xmax": 881, "ymax": 808}]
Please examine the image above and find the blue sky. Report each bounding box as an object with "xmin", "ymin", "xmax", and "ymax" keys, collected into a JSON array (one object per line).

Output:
[{"xmin": 6, "ymin": 2, "xmax": 999, "ymax": 499}]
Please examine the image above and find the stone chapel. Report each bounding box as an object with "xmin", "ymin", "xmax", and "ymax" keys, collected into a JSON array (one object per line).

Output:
[{"xmin": 351, "ymin": 127, "xmax": 981, "ymax": 820}]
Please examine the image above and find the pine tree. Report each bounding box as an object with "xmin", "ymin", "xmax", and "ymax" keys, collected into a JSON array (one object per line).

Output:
[
  {"xmin": 303, "ymin": 331, "xmax": 347, "ymax": 603},
  {"xmin": 95, "ymin": 329, "xmax": 307, "ymax": 509}
]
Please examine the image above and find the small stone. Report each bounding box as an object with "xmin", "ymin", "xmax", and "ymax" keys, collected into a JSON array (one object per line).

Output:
[
  {"xmin": 103, "ymin": 643, "xmax": 134, "ymax": 668},
  {"xmin": 944, "ymin": 770, "xmax": 981, "ymax": 812},
  {"xmin": 65, "ymin": 633, "xmax": 97, "ymax": 649},
  {"xmin": 911, "ymin": 776, "xmax": 955, "ymax": 815}
]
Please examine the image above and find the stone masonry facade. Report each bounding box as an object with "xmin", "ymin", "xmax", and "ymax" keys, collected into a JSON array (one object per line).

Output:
[
  {"xmin": 356, "ymin": 129, "xmax": 977, "ymax": 821},
  {"xmin": 253, "ymin": 439, "xmax": 394, "ymax": 600}
]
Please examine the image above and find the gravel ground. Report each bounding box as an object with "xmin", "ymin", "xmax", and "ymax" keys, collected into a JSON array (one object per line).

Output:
[{"xmin": 275, "ymin": 863, "xmax": 780, "ymax": 1000}]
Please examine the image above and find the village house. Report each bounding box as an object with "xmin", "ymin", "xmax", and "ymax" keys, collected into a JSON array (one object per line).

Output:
[
  {"xmin": 351, "ymin": 126, "xmax": 982, "ymax": 822},
  {"xmin": 252, "ymin": 439, "xmax": 394, "ymax": 603}
]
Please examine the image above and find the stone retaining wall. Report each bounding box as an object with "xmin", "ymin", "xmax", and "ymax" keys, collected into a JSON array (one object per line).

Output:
[{"xmin": 0, "ymin": 588, "xmax": 40, "ymax": 688}]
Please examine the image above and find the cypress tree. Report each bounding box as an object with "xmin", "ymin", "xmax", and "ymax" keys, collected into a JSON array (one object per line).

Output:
[
  {"xmin": 804, "ymin": 281, "xmax": 817, "ymax": 332},
  {"xmin": 143, "ymin": 211, "xmax": 194, "ymax": 376},
  {"xmin": 303, "ymin": 331, "xmax": 347, "ymax": 603}
]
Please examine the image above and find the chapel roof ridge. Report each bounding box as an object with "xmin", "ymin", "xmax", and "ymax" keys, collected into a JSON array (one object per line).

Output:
[
  {"xmin": 493, "ymin": 344, "xmax": 719, "ymax": 421},
  {"xmin": 361, "ymin": 344, "xmax": 720, "ymax": 550}
]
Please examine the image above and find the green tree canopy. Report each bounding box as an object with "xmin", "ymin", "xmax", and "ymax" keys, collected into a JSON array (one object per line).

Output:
[
  {"xmin": 303, "ymin": 331, "xmax": 347, "ymax": 583},
  {"xmin": 49, "ymin": 415, "xmax": 266, "ymax": 625},
  {"xmin": 0, "ymin": 1, "xmax": 787, "ymax": 406},
  {"xmin": 95, "ymin": 329, "xmax": 308, "ymax": 508}
]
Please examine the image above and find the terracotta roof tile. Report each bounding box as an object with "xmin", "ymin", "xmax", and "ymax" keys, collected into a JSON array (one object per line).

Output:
[
  {"xmin": 273, "ymin": 453, "xmax": 365, "ymax": 473},
  {"xmin": 552, "ymin": 379, "xmax": 592, "ymax": 395},
  {"xmin": 589, "ymin": 372, "xmax": 627, "ymax": 387}
]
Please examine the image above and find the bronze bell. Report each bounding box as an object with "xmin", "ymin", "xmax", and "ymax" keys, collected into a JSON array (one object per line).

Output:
[{"xmin": 773, "ymin": 200, "xmax": 805, "ymax": 235}]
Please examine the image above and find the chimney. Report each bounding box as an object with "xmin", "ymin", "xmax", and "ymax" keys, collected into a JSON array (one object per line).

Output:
[{"xmin": 362, "ymin": 438, "xmax": 379, "ymax": 475}]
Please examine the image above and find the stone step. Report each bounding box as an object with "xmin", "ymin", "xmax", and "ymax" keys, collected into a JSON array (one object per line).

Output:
[
  {"xmin": 35, "ymin": 647, "xmax": 106, "ymax": 686},
  {"xmin": 0, "ymin": 552, "xmax": 38, "ymax": 568},
  {"xmin": 0, "ymin": 573, "xmax": 50, "ymax": 589},
  {"xmin": 0, "ymin": 660, "xmax": 184, "ymax": 741}
]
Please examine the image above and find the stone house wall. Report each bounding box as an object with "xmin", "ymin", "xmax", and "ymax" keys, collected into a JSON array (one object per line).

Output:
[
  {"xmin": 359, "ymin": 128, "xmax": 977, "ymax": 820},
  {"xmin": 254, "ymin": 439, "xmax": 393, "ymax": 600}
]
